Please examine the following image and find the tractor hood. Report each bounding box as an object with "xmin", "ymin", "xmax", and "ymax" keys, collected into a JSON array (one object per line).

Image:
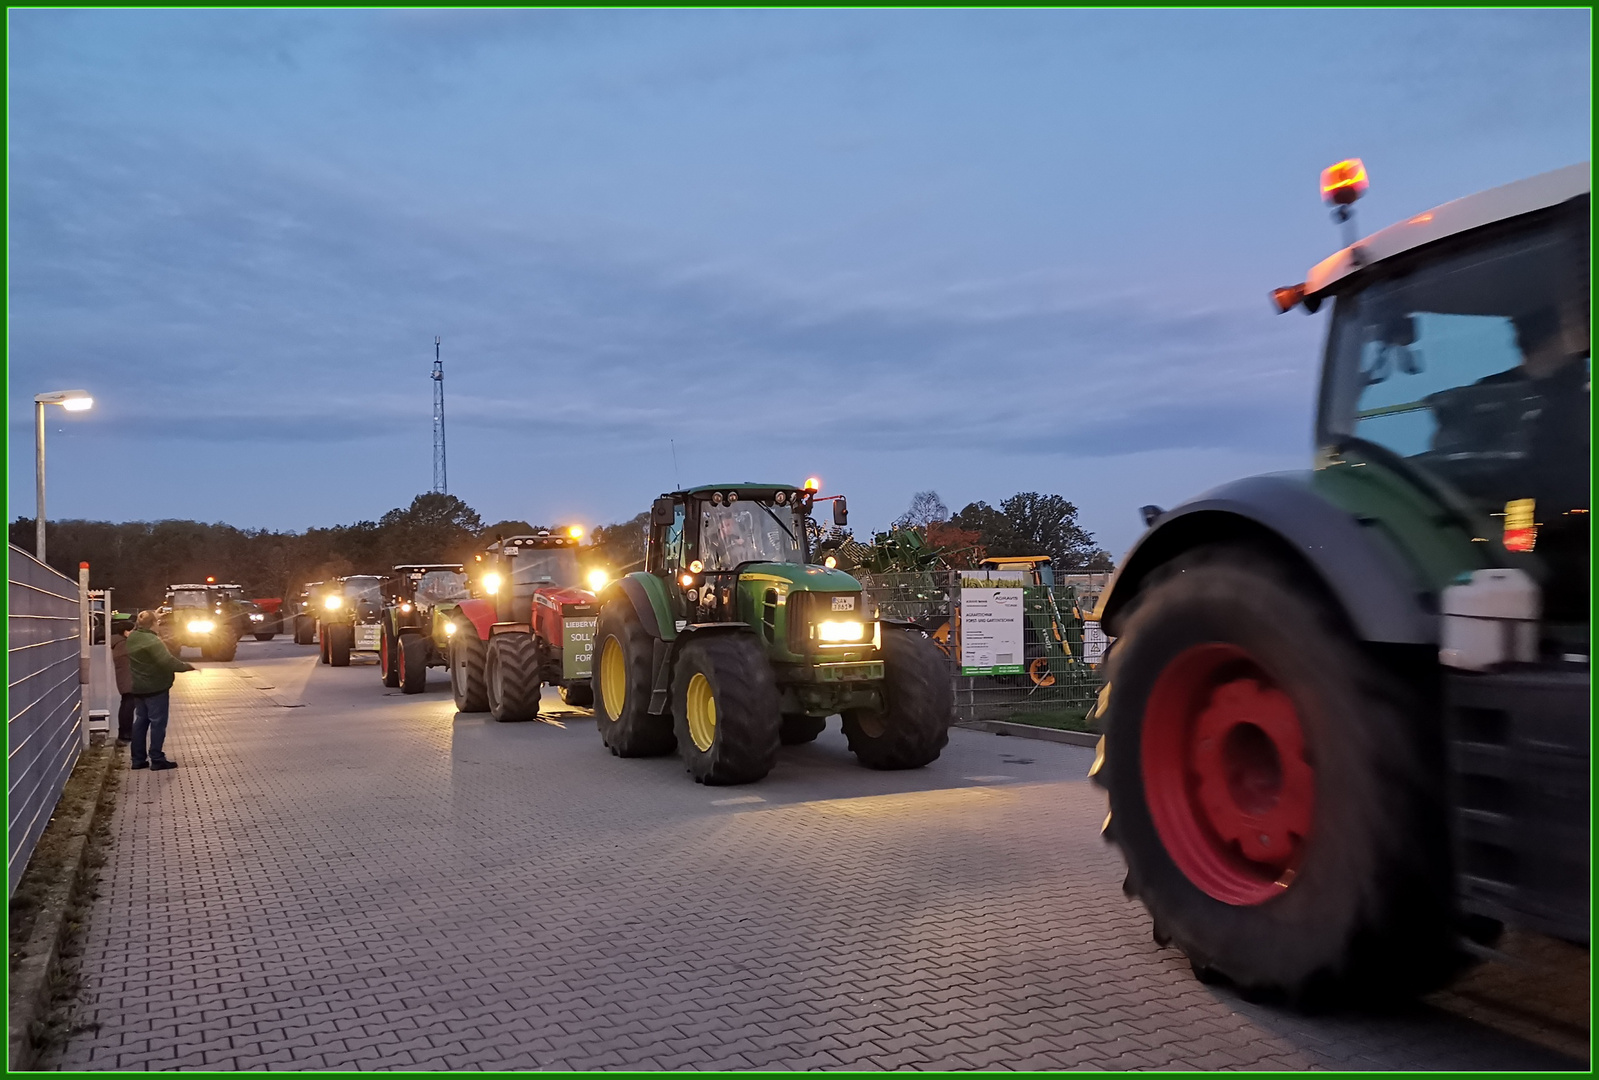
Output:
[
  {"xmin": 531, "ymin": 584, "xmax": 598, "ymax": 610},
  {"xmin": 738, "ymin": 563, "xmax": 863, "ymax": 593}
]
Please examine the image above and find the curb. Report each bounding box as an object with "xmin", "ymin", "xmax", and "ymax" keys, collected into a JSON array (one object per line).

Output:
[
  {"xmin": 956, "ymin": 719, "xmax": 1100, "ymax": 748},
  {"xmin": 8, "ymin": 745, "xmax": 119, "ymax": 1072}
]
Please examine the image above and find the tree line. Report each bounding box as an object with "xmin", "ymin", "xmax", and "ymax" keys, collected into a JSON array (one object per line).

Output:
[
  {"xmin": 9, "ymin": 487, "xmax": 1109, "ymax": 610},
  {"xmin": 9, "ymin": 494, "xmax": 650, "ymax": 611}
]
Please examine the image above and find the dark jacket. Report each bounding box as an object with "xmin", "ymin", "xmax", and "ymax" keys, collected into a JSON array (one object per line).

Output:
[
  {"xmin": 127, "ymin": 628, "xmax": 194, "ymax": 695},
  {"xmin": 110, "ymin": 632, "xmax": 134, "ymax": 696}
]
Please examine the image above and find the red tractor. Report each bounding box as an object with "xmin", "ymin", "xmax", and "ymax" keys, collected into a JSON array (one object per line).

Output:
[
  {"xmin": 247, "ymin": 597, "xmax": 284, "ymax": 641},
  {"xmin": 440, "ymin": 529, "xmax": 605, "ymax": 722}
]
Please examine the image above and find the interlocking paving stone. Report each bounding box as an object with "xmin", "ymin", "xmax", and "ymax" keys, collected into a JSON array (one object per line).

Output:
[{"xmin": 51, "ymin": 643, "xmax": 1585, "ymax": 1071}]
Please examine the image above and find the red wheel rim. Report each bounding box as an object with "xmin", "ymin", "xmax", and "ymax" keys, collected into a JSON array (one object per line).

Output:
[{"xmin": 1140, "ymin": 643, "xmax": 1314, "ymax": 905}]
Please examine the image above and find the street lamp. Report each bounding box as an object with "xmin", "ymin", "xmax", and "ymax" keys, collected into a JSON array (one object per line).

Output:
[{"xmin": 34, "ymin": 389, "xmax": 94, "ymax": 565}]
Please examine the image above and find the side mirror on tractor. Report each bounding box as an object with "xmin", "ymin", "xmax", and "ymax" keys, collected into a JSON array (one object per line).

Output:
[
  {"xmin": 833, "ymin": 496, "xmax": 849, "ymax": 527},
  {"xmin": 652, "ymin": 497, "xmax": 676, "ymax": 526}
]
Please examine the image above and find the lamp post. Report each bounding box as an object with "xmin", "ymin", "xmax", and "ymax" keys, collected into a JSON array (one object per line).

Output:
[{"xmin": 33, "ymin": 389, "xmax": 94, "ymax": 565}]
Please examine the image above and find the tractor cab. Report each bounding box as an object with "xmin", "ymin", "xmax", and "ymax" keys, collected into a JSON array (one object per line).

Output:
[
  {"xmin": 391, "ymin": 564, "xmax": 468, "ymax": 608},
  {"xmin": 479, "ymin": 531, "xmax": 584, "ymax": 600},
  {"xmin": 978, "ymin": 555, "xmax": 1056, "ymax": 587}
]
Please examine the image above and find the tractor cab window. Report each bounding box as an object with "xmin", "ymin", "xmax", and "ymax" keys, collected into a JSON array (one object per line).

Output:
[
  {"xmin": 1322, "ymin": 206, "xmax": 1589, "ymax": 619},
  {"xmin": 698, "ymin": 501, "xmax": 803, "ymax": 570},
  {"xmin": 172, "ymin": 589, "xmax": 208, "ymax": 609},
  {"xmin": 657, "ymin": 503, "xmax": 687, "ymax": 573},
  {"xmin": 510, "ymin": 549, "xmax": 579, "ymax": 594},
  {"xmin": 413, "ymin": 570, "xmax": 469, "ymax": 607}
]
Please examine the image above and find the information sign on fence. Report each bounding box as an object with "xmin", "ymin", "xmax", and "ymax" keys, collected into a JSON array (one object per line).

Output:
[
  {"xmin": 1081, "ymin": 620, "xmax": 1109, "ymax": 666},
  {"xmin": 959, "ymin": 571, "xmax": 1026, "ymax": 675}
]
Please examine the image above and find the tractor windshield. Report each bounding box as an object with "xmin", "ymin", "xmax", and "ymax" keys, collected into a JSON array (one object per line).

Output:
[
  {"xmin": 413, "ymin": 570, "xmax": 470, "ymax": 606},
  {"xmin": 698, "ymin": 501, "xmax": 803, "ymax": 569},
  {"xmin": 1321, "ymin": 205, "xmax": 1589, "ymax": 619},
  {"xmin": 511, "ymin": 549, "xmax": 579, "ymax": 593},
  {"xmin": 172, "ymin": 589, "xmax": 208, "ymax": 609}
]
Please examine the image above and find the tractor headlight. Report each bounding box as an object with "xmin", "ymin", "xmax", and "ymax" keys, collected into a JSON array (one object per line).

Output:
[
  {"xmin": 400, "ymin": 603, "xmax": 414, "ymax": 613},
  {"xmin": 587, "ymin": 569, "xmax": 609, "ymax": 592},
  {"xmin": 187, "ymin": 619, "xmax": 216, "ymax": 634},
  {"xmin": 323, "ymin": 595, "xmax": 343, "ymax": 610},
  {"xmin": 816, "ymin": 619, "xmax": 866, "ymax": 643},
  {"xmin": 249, "ymin": 613, "xmax": 265, "ymax": 622},
  {"xmin": 482, "ymin": 573, "xmax": 502, "ymax": 595},
  {"xmin": 444, "ymin": 622, "xmax": 457, "ymax": 636}
]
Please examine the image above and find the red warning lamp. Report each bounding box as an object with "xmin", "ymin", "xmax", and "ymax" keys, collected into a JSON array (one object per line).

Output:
[{"xmin": 1320, "ymin": 159, "xmax": 1368, "ymax": 207}]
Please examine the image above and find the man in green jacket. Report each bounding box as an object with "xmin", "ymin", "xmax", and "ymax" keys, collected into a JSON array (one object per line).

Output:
[{"xmin": 126, "ymin": 610, "xmax": 195, "ymax": 771}]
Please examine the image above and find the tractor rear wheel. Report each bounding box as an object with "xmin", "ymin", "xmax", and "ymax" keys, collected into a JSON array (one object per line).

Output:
[
  {"xmin": 254, "ymin": 633, "xmax": 275, "ymax": 642},
  {"xmin": 843, "ymin": 629, "xmax": 952, "ymax": 769},
  {"xmin": 399, "ymin": 634, "xmax": 429, "ymax": 695},
  {"xmin": 294, "ymin": 615, "xmax": 314, "ymax": 646},
  {"xmin": 559, "ymin": 682, "xmax": 594, "ymax": 708},
  {"xmin": 213, "ymin": 636, "xmax": 238, "ymax": 663},
  {"xmin": 486, "ymin": 633, "xmax": 542, "ymax": 721},
  {"xmin": 779, "ymin": 714, "xmax": 827, "ymax": 744},
  {"xmin": 450, "ymin": 630, "xmax": 489, "ymax": 712},
  {"xmin": 318, "ymin": 624, "xmax": 330, "ymax": 664},
  {"xmin": 593, "ymin": 600, "xmax": 676, "ymax": 757},
  {"xmin": 1094, "ymin": 544, "xmax": 1456, "ymax": 1002},
  {"xmin": 326, "ymin": 623, "xmax": 353, "ymax": 667},
  {"xmin": 380, "ymin": 627, "xmax": 401, "ymax": 687},
  {"xmin": 199, "ymin": 642, "xmax": 216, "ymax": 662},
  {"xmin": 672, "ymin": 634, "xmax": 781, "ymax": 785}
]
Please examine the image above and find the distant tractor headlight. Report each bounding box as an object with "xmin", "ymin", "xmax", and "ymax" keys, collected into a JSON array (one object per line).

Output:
[
  {"xmin": 400, "ymin": 603, "xmax": 414, "ymax": 613},
  {"xmin": 586, "ymin": 569, "xmax": 609, "ymax": 592},
  {"xmin": 816, "ymin": 619, "xmax": 865, "ymax": 643},
  {"xmin": 323, "ymin": 595, "xmax": 343, "ymax": 610},
  {"xmin": 444, "ymin": 622, "xmax": 458, "ymax": 636},
  {"xmin": 249, "ymin": 613, "xmax": 265, "ymax": 622},
  {"xmin": 187, "ymin": 619, "xmax": 216, "ymax": 634},
  {"xmin": 482, "ymin": 573, "xmax": 502, "ymax": 595},
  {"xmin": 823, "ymin": 555, "xmax": 838, "ymax": 569}
]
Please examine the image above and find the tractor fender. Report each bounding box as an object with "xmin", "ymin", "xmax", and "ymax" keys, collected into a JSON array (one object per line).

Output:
[
  {"xmin": 1097, "ymin": 472, "xmax": 1436, "ymax": 645},
  {"xmin": 602, "ymin": 573, "xmax": 679, "ymax": 642},
  {"xmin": 647, "ymin": 622, "xmax": 758, "ymax": 714},
  {"xmin": 451, "ymin": 598, "xmax": 498, "ymax": 642}
]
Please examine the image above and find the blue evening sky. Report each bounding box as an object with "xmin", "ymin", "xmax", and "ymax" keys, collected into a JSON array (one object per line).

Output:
[{"xmin": 8, "ymin": 9, "xmax": 1590, "ymax": 557}]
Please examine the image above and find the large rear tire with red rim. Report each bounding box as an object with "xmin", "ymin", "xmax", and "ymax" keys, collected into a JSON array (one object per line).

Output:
[{"xmin": 1094, "ymin": 544, "xmax": 1456, "ymax": 1002}]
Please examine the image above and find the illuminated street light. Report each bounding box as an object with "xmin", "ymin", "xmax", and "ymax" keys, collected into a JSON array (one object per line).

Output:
[{"xmin": 33, "ymin": 390, "xmax": 95, "ymax": 564}]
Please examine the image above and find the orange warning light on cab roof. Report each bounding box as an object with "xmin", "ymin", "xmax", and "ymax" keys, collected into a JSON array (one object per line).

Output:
[
  {"xmin": 1320, "ymin": 159, "xmax": 1369, "ymax": 206},
  {"xmin": 804, "ymin": 477, "xmax": 821, "ymax": 492},
  {"xmin": 206, "ymin": 575, "xmax": 216, "ymax": 583}
]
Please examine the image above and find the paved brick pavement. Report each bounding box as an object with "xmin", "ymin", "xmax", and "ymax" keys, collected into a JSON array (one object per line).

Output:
[{"xmin": 52, "ymin": 640, "xmax": 1584, "ymax": 1071}]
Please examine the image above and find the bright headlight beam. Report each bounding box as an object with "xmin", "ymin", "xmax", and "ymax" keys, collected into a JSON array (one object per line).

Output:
[
  {"xmin": 186, "ymin": 619, "xmax": 216, "ymax": 634},
  {"xmin": 586, "ymin": 569, "xmax": 609, "ymax": 592},
  {"xmin": 816, "ymin": 619, "xmax": 866, "ymax": 642},
  {"xmin": 323, "ymin": 595, "xmax": 343, "ymax": 610},
  {"xmin": 482, "ymin": 573, "xmax": 502, "ymax": 595}
]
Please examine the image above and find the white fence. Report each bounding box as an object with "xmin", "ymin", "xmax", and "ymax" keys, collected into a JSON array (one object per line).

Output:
[{"xmin": 8, "ymin": 546, "xmax": 83, "ymax": 895}]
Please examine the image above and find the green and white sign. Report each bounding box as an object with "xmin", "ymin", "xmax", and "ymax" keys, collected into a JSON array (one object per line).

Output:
[
  {"xmin": 563, "ymin": 616, "xmax": 597, "ymax": 679},
  {"xmin": 959, "ymin": 573, "xmax": 1026, "ymax": 675}
]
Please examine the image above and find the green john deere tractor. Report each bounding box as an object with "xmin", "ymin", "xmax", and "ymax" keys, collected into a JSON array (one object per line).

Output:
[
  {"xmin": 591, "ymin": 482, "xmax": 955, "ymax": 784},
  {"xmin": 1091, "ymin": 161, "xmax": 1588, "ymax": 1001}
]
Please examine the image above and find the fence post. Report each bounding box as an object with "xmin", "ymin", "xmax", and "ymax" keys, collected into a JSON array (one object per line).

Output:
[{"xmin": 78, "ymin": 563, "xmax": 91, "ymax": 748}]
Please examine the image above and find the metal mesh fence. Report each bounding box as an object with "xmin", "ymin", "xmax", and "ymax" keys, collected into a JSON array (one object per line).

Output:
[
  {"xmin": 8, "ymin": 545, "xmax": 84, "ymax": 894},
  {"xmin": 855, "ymin": 570, "xmax": 1105, "ymax": 727}
]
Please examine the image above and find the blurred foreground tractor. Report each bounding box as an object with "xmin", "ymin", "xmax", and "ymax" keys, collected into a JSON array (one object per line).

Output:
[
  {"xmin": 315, "ymin": 575, "xmax": 386, "ymax": 667},
  {"xmin": 159, "ymin": 580, "xmax": 248, "ymax": 661},
  {"xmin": 437, "ymin": 530, "xmax": 603, "ymax": 720},
  {"xmin": 592, "ymin": 482, "xmax": 955, "ymax": 785},
  {"xmin": 1092, "ymin": 160, "xmax": 1589, "ymax": 1002},
  {"xmin": 378, "ymin": 563, "xmax": 469, "ymax": 694}
]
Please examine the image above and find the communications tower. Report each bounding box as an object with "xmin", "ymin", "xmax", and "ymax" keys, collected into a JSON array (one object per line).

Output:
[{"xmin": 431, "ymin": 336, "xmax": 447, "ymax": 494}]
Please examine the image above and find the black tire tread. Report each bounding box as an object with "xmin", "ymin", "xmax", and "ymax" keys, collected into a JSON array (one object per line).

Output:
[
  {"xmin": 487, "ymin": 633, "xmax": 542, "ymax": 721},
  {"xmin": 380, "ymin": 626, "xmax": 402, "ymax": 688},
  {"xmin": 672, "ymin": 634, "xmax": 780, "ymax": 785},
  {"xmin": 842, "ymin": 629, "xmax": 953, "ymax": 769},
  {"xmin": 399, "ymin": 634, "xmax": 429, "ymax": 695},
  {"xmin": 593, "ymin": 600, "xmax": 676, "ymax": 757},
  {"xmin": 451, "ymin": 630, "xmax": 489, "ymax": 712}
]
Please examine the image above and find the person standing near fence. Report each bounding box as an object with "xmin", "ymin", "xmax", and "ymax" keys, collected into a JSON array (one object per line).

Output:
[
  {"xmin": 126, "ymin": 610, "xmax": 194, "ymax": 771},
  {"xmin": 109, "ymin": 613, "xmax": 136, "ymax": 746}
]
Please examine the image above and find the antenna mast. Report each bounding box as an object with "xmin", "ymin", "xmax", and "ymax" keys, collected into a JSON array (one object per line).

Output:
[{"xmin": 431, "ymin": 336, "xmax": 447, "ymax": 494}]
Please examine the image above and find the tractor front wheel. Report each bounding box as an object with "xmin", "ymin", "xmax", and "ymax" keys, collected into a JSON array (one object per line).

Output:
[
  {"xmin": 254, "ymin": 633, "xmax": 276, "ymax": 642},
  {"xmin": 213, "ymin": 636, "xmax": 238, "ymax": 663},
  {"xmin": 486, "ymin": 633, "xmax": 542, "ymax": 721},
  {"xmin": 842, "ymin": 629, "xmax": 953, "ymax": 769},
  {"xmin": 399, "ymin": 635, "xmax": 429, "ymax": 695},
  {"xmin": 593, "ymin": 600, "xmax": 676, "ymax": 757},
  {"xmin": 294, "ymin": 615, "xmax": 314, "ymax": 646},
  {"xmin": 450, "ymin": 630, "xmax": 489, "ymax": 713},
  {"xmin": 379, "ymin": 627, "xmax": 401, "ymax": 687},
  {"xmin": 326, "ymin": 623, "xmax": 353, "ymax": 667},
  {"xmin": 779, "ymin": 714, "xmax": 827, "ymax": 745},
  {"xmin": 1094, "ymin": 544, "xmax": 1456, "ymax": 1002},
  {"xmin": 672, "ymin": 634, "xmax": 781, "ymax": 785}
]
